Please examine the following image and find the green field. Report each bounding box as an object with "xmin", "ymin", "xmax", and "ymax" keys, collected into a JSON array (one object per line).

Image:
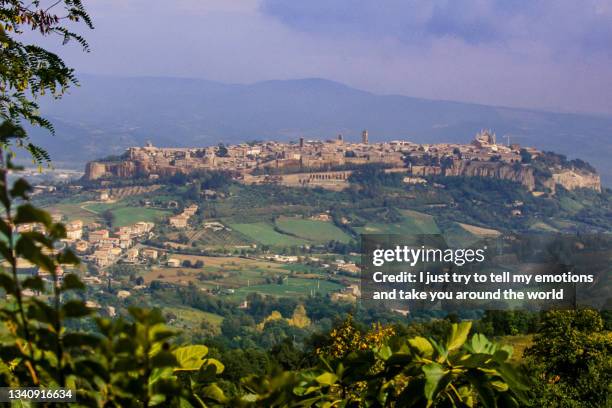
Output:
[
  {"xmin": 231, "ymin": 277, "xmax": 343, "ymax": 299},
  {"xmin": 275, "ymin": 216, "xmax": 352, "ymax": 243},
  {"xmin": 111, "ymin": 207, "xmax": 170, "ymax": 226},
  {"xmin": 44, "ymin": 203, "xmax": 100, "ymax": 223},
  {"xmin": 354, "ymin": 210, "xmax": 439, "ymax": 235},
  {"xmin": 84, "ymin": 203, "xmax": 170, "ymax": 227},
  {"xmin": 191, "ymin": 227, "xmax": 252, "ymax": 248},
  {"xmin": 230, "ymin": 222, "xmax": 309, "ymax": 246},
  {"xmin": 162, "ymin": 306, "xmax": 224, "ymax": 334}
]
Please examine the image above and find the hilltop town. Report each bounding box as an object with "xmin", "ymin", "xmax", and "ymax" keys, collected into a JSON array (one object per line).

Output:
[
  {"xmin": 18, "ymin": 129, "xmax": 610, "ymax": 324},
  {"xmin": 85, "ymin": 130, "xmax": 601, "ymax": 193}
]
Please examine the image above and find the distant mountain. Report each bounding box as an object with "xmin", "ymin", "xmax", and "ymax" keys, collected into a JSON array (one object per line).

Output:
[{"xmin": 29, "ymin": 75, "xmax": 612, "ymax": 185}]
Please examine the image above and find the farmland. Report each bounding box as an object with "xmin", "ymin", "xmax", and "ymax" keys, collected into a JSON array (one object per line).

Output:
[
  {"xmin": 230, "ymin": 277, "xmax": 344, "ymax": 300},
  {"xmin": 353, "ymin": 209, "xmax": 439, "ymax": 235},
  {"xmin": 83, "ymin": 203, "xmax": 170, "ymax": 226},
  {"xmin": 160, "ymin": 306, "xmax": 224, "ymax": 335},
  {"xmin": 45, "ymin": 202, "xmax": 100, "ymax": 223},
  {"xmin": 140, "ymin": 253, "xmax": 348, "ymax": 300},
  {"xmin": 229, "ymin": 222, "xmax": 309, "ymax": 246},
  {"xmin": 275, "ymin": 216, "xmax": 352, "ymax": 243},
  {"xmin": 188, "ymin": 228, "xmax": 252, "ymax": 248},
  {"xmin": 144, "ymin": 254, "xmax": 302, "ymax": 287}
]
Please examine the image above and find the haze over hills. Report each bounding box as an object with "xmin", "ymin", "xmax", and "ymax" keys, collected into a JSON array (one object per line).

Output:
[{"xmin": 30, "ymin": 74, "xmax": 612, "ymax": 185}]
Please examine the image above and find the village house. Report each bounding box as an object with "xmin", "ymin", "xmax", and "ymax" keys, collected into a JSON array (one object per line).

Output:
[
  {"xmin": 167, "ymin": 258, "xmax": 181, "ymax": 267},
  {"xmin": 88, "ymin": 229, "xmax": 109, "ymax": 243},
  {"xmin": 169, "ymin": 214, "xmax": 189, "ymax": 228},
  {"xmin": 126, "ymin": 248, "xmax": 139, "ymax": 262},
  {"xmin": 142, "ymin": 248, "xmax": 158, "ymax": 260},
  {"xmin": 65, "ymin": 220, "xmax": 84, "ymax": 241}
]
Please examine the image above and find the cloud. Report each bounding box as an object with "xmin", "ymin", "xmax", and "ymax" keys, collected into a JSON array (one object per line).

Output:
[
  {"xmin": 16, "ymin": 0, "xmax": 612, "ymax": 115},
  {"xmin": 260, "ymin": 0, "xmax": 612, "ymax": 56}
]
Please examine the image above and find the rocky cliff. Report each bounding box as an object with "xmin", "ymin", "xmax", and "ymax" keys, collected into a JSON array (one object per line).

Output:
[
  {"xmin": 409, "ymin": 161, "xmax": 601, "ymax": 192},
  {"xmin": 551, "ymin": 170, "xmax": 601, "ymax": 192},
  {"xmin": 85, "ymin": 161, "xmax": 139, "ymax": 180},
  {"xmin": 444, "ymin": 161, "xmax": 536, "ymax": 191},
  {"xmin": 85, "ymin": 156, "xmax": 602, "ymax": 193},
  {"xmin": 84, "ymin": 160, "xmax": 186, "ymax": 180}
]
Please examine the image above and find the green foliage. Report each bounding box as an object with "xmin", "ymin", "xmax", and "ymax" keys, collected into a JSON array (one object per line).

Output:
[
  {"xmin": 0, "ymin": 0, "xmax": 93, "ymax": 163},
  {"xmin": 0, "ymin": 165, "xmax": 231, "ymax": 406},
  {"xmin": 525, "ymin": 309, "xmax": 612, "ymax": 407},
  {"xmin": 5, "ymin": 164, "xmax": 612, "ymax": 408},
  {"xmin": 239, "ymin": 321, "xmax": 530, "ymax": 407},
  {"xmin": 348, "ymin": 163, "xmax": 403, "ymax": 196}
]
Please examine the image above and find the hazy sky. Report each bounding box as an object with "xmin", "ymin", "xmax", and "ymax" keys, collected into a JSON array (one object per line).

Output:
[{"xmin": 40, "ymin": 0, "xmax": 612, "ymax": 115}]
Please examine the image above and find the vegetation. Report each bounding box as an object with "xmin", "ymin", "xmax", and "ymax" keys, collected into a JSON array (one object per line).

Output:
[
  {"xmin": 275, "ymin": 216, "xmax": 352, "ymax": 243},
  {"xmin": 85, "ymin": 204, "xmax": 169, "ymax": 227},
  {"xmin": 0, "ymin": 168, "xmax": 609, "ymax": 406},
  {"xmin": 0, "ymin": 163, "xmax": 536, "ymax": 406},
  {"xmin": 230, "ymin": 222, "xmax": 309, "ymax": 246},
  {"xmin": 1, "ymin": 2, "xmax": 609, "ymax": 405},
  {"xmin": 0, "ymin": 0, "xmax": 93, "ymax": 163},
  {"xmin": 525, "ymin": 309, "xmax": 611, "ymax": 407}
]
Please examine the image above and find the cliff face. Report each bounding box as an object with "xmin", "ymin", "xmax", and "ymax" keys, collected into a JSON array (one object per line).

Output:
[
  {"xmin": 84, "ymin": 156, "xmax": 602, "ymax": 194},
  {"xmin": 84, "ymin": 161, "xmax": 138, "ymax": 180},
  {"xmin": 408, "ymin": 161, "xmax": 601, "ymax": 193},
  {"xmin": 552, "ymin": 170, "xmax": 602, "ymax": 192},
  {"xmin": 410, "ymin": 162, "xmax": 536, "ymax": 190},
  {"xmin": 84, "ymin": 160, "xmax": 184, "ymax": 180},
  {"xmin": 444, "ymin": 161, "xmax": 536, "ymax": 191},
  {"xmin": 84, "ymin": 162, "xmax": 108, "ymax": 180}
]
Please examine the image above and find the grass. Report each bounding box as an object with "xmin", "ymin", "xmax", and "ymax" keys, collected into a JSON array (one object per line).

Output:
[
  {"xmin": 190, "ymin": 226, "xmax": 252, "ymax": 248},
  {"xmin": 111, "ymin": 207, "xmax": 169, "ymax": 227},
  {"xmin": 275, "ymin": 216, "xmax": 352, "ymax": 243},
  {"xmin": 83, "ymin": 203, "xmax": 170, "ymax": 227},
  {"xmin": 44, "ymin": 203, "xmax": 100, "ymax": 224},
  {"xmin": 354, "ymin": 209, "xmax": 439, "ymax": 235},
  {"xmin": 143, "ymin": 254, "xmax": 344, "ymax": 300},
  {"xmin": 559, "ymin": 196, "xmax": 584, "ymax": 213},
  {"xmin": 143, "ymin": 255, "xmax": 290, "ymax": 287},
  {"xmin": 230, "ymin": 222, "xmax": 309, "ymax": 246},
  {"xmin": 162, "ymin": 306, "xmax": 223, "ymax": 335},
  {"xmin": 230, "ymin": 277, "xmax": 343, "ymax": 300},
  {"xmin": 457, "ymin": 222, "xmax": 500, "ymax": 237}
]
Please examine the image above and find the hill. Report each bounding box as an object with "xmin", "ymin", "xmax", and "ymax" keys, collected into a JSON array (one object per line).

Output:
[{"xmin": 29, "ymin": 75, "xmax": 612, "ymax": 185}]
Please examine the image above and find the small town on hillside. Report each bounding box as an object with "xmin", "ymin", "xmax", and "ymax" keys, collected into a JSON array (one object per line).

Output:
[
  {"xmin": 17, "ymin": 130, "xmax": 603, "ymax": 306},
  {"xmin": 85, "ymin": 130, "xmax": 601, "ymax": 193}
]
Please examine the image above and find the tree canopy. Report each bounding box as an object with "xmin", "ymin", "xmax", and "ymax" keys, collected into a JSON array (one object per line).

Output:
[{"xmin": 0, "ymin": 0, "xmax": 92, "ymax": 163}]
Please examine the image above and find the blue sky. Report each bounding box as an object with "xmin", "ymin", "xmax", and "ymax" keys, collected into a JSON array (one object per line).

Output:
[{"xmin": 37, "ymin": 0, "xmax": 612, "ymax": 114}]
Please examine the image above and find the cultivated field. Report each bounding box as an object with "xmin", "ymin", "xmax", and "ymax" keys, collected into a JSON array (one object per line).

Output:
[
  {"xmin": 275, "ymin": 216, "xmax": 352, "ymax": 243},
  {"xmin": 45, "ymin": 203, "xmax": 100, "ymax": 224},
  {"xmin": 230, "ymin": 277, "xmax": 344, "ymax": 300},
  {"xmin": 353, "ymin": 210, "xmax": 439, "ymax": 235},
  {"xmin": 229, "ymin": 222, "xmax": 309, "ymax": 246},
  {"xmin": 161, "ymin": 306, "xmax": 224, "ymax": 335},
  {"xmin": 84, "ymin": 203, "xmax": 170, "ymax": 226},
  {"xmin": 144, "ymin": 255, "xmax": 293, "ymax": 286},
  {"xmin": 142, "ymin": 254, "xmax": 343, "ymax": 300}
]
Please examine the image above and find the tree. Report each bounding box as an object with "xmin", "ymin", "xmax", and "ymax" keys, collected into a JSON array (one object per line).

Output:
[
  {"xmin": 101, "ymin": 209, "xmax": 114, "ymax": 227},
  {"xmin": 520, "ymin": 148, "xmax": 532, "ymax": 164},
  {"xmin": 216, "ymin": 143, "xmax": 229, "ymax": 157},
  {"xmin": 525, "ymin": 309, "xmax": 611, "ymax": 407},
  {"xmin": 1, "ymin": 0, "xmax": 93, "ymax": 163}
]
